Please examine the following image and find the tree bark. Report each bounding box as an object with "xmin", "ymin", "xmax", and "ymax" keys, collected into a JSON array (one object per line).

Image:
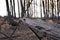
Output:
[
  {"xmin": 51, "ymin": 0, "xmax": 54, "ymax": 19},
  {"xmin": 5, "ymin": 0, "xmax": 11, "ymax": 17},
  {"xmin": 20, "ymin": 0, "xmax": 25, "ymax": 17},
  {"xmin": 17, "ymin": 0, "xmax": 20, "ymax": 18},
  {"xmin": 20, "ymin": 0, "xmax": 33, "ymax": 18},
  {"xmin": 13, "ymin": 0, "xmax": 16, "ymax": 18},
  {"xmin": 10, "ymin": 0, "xmax": 13, "ymax": 17}
]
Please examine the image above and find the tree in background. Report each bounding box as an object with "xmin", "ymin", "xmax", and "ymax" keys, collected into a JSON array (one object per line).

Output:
[
  {"xmin": 13, "ymin": 0, "xmax": 16, "ymax": 18},
  {"xmin": 20, "ymin": 0, "xmax": 33, "ymax": 17},
  {"xmin": 17, "ymin": 0, "xmax": 20, "ymax": 18},
  {"xmin": 57, "ymin": 0, "xmax": 59, "ymax": 20},
  {"xmin": 5, "ymin": 0, "xmax": 11, "ymax": 17}
]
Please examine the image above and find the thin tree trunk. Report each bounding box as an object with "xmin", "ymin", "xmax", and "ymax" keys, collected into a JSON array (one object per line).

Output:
[
  {"xmin": 20, "ymin": 0, "xmax": 25, "ymax": 17},
  {"xmin": 57, "ymin": 0, "xmax": 59, "ymax": 20},
  {"xmin": 27, "ymin": 5, "xmax": 29, "ymax": 17},
  {"xmin": 13, "ymin": 0, "xmax": 16, "ymax": 18},
  {"xmin": 52, "ymin": 0, "xmax": 54, "ymax": 19},
  {"xmin": 42, "ymin": 1, "xmax": 46, "ymax": 18},
  {"xmin": 23, "ymin": 0, "xmax": 26, "ymax": 17},
  {"xmin": 48, "ymin": 0, "xmax": 49, "ymax": 18},
  {"xmin": 40, "ymin": 0, "xmax": 42, "ymax": 18},
  {"xmin": 10, "ymin": 0, "xmax": 13, "ymax": 17},
  {"xmin": 5, "ymin": 0, "xmax": 11, "ymax": 17},
  {"xmin": 34, "ymin": 0, "xmax": 35, "ymax": 18},
  {"xmin": 27, "ymin": 0, "xmax": 33, "ymax": 17},
  {"xmin": 20, "ymin": 0, "xmax": 33, "ymax": 17},
  {"xmin": 17, "ymin": 0, "xmax": 20, "ymax": 18}
]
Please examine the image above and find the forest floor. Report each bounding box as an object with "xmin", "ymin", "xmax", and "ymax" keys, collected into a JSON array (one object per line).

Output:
[{"xmin": 0, "ymin": 17, "xmax": 39, "ymax": 40}]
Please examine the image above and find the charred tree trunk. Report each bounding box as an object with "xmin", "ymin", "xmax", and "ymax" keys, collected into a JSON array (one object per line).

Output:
[
  {"xmin": 27, "ymin": 8, "xmax": 29, "ymax": 17},
  {"xmin": 20, "ymin": 0, "xmax": 33, "ymax": 18},
  {"xmin": 45, "ymin": 0, "xmax": 49, "ymax": 19},
  {"xmin": 5, "ymin": 0, "xmax": 11, "ymax": 17},
  {"xmin": 57, "ymin": 0, "xmax": 59, "ymax": 20},
  {"xmin": 51, "ymin": 0, "xmax": 54, "ymax": 19},
  {"xmin": 10, "ymin": 0, "xmax": 13, "ymax": 17},
  {"xmin": 13, "ymin": 0, "xmax": 16, "ymax": 18},
  {"xmin": 20, "ymin": 0, "xmax": 25, "ymax": 17},
  {"xmin": 24, "ymin": 0, "xmax": 26, "ymax": 17},
  {"xmin": 48, "ymin": 0, "xmax": 49, "ymax": 12},
  {"xmin": 48, "ymin": 0, "xmax": 49, "ymax": 18},
  {"xmin": 43, "ymin": 1, "xmax": 47, "ymax": 19}
]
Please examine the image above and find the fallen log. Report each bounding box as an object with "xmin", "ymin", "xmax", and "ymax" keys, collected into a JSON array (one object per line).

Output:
[{"xmin": 21, "ymin": 18, "xmax": 60, "ymax": 40}]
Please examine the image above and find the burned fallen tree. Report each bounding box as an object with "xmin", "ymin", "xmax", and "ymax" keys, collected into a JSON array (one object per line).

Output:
[{"xmin": 22, "ymin": 18, "xmax": 60, "ymax": 40}]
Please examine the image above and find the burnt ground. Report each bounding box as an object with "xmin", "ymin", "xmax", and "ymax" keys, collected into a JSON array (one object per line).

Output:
[{"xmin": 0, "ymin": 18, "xmax": 39, "ymax": 40}]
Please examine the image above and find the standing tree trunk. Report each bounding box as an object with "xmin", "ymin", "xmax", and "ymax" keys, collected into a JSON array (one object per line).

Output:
[
  {"xmin": 20, "ymin": 0, "xmax": 25, "ymax": 17},
  {"xmin": 48, "ymin": 0, "xmax": 49, "ymax": 18},
  {"xmin": 51, "ymin": 0, "xmax": 54, "ymax": 19},
  {"xmin": 13, "ymin": 0, "xmax": 16, "ymax": 18},
  {"xmin": 42, "ymin": 1, "xmax": 46, "ymax": 19},
  {"xmin": 10, "ymin": 0, "xmax": 13, "ymax": 17},
  {"xmin": 45, "ymin": 0, "xmax": 48, "ymax": 19},
  {"xmin": 27, "ymin": 0, "xmax": 33, "ymax": 17},
  {"xmin": 17, "ymin": 0, "xmax": 20, "ymax": 18},
  {"xmin": 27, "ymin": 0, "xmax": 31, "ymax": 17},
  {"xmin": 40, "ymin": 0, "xmax": 42, "ymax": 18},
  {"xmin": 5, "ymin": 0, "xmax": 11, "ymax": 17},
  {"xmin": 20, "ymin": 0, "xmax": 33, "ymax": 18},
  {"xmin": 57, "ymin": 0, "xmax": 59, "ymax": 20}
]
